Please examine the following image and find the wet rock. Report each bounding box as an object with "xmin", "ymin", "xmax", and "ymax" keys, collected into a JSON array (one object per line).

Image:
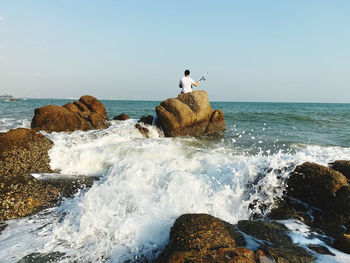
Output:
[
  {"xmin": 287, "ymin": 162, "xmax": 347, "ymax": 209},
  {"xmin": 0, "ymin": 174, "xmax": 59, "ymax": 221},
  {"xmin": 17, "ymin": 251, "xmax": 65, "ymax": 263},
  {"xmin": 113, "ymin": 113, "xmax": 130, "ymax": 121},
  {"xmin": 325, "ymin": 185, "xmax": 350, "ymax": 225},
  {"xmin": 138, "ymin": 115, "xmax": 153, "ymax": 125},
  {"xmin": 31, "ymin": 95, "xmax": 109, "ymax": 132},
  {"xmin": 307, "ymin": 244, "xmax": 335, "ymax": 256},
  {"xmin": 156, "ymin": 213, "xmax": 253, "ymax": 263},
  {"xmin": 41, "ymin": 176, "xmax": 98, "ymax": 198},
  {"xmin": 255, "ymin": 250, "xmax": 274, "ymax": 263},
  {"xmin": 329, "ymin": 160, "xmax": 350, "ymax": 180},
  {"xmin": 0, "ymin": 128, "xmax": 53, "ymax": 176},
  {"xmin": 135, "ymin": 123, "xmax": 150, "ymax": 138},
  {"xmin": 156, "ymin": 90, "xmax": 226, "ymax": 137},
  {"xmin": 238, "ymin": 220, "xmax": 292, "ymax": 246},
  {"xmin": 333, "ymin": 233, "xmax": 350, "ymax": 254},
  {"xmin": 238, "ymin": 220, "xmax": 314, "ymax": 263}
]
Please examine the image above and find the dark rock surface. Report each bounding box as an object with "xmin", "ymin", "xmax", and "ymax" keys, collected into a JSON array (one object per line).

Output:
[
  {"xmin": 156, "ymin": 90, "xmax": 226, "ymax": 137},
  {"xmin": 0, "ymin": 128, "xmax": 53, "ymax": 176},
  {"xmin": 113, "ymin": 113, "xmax": 130, "ymax": 121},
  {"xmin": 287, "ymin": 162, "xmax": 347, "ymax": 209},
  {"xmin": 156, "ymin": 213, "xmax": 254, "ymax": 263},
  {"xmin": 325, "ymin": 185, "xmax": 350, "ymax": 225},
  {"xmin": 0, "ymin": 174, "xmax": 59, "ymax": 221},
  {"xmin": 333, "ymin": 233, "xmax": 350, "ymax": 254},
  {"xmin": 329, "ymin": 160, "xmax": 350, "ymax": 180},
  {"xmin": 135, "ymin": 123, "xmax": 150, "ymax": 138},
  {"xmin": 31, "ymin": 95, "xmax": 109, "ymax": 132},
  {"xmin": 138, "ymin": 115, "xmax": 154, "ymax": 125}
]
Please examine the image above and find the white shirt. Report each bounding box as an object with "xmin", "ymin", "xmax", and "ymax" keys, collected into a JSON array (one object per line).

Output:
[{"xmin": 179, "ymin": 76, "xmax": 195, "ymax": 94}]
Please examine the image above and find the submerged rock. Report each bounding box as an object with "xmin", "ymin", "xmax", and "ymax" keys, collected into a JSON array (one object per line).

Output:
[
  {"xmin": 31, "ymin": 95, "xmax": 109, "ymax": 132},
  {"xmin": 287, "ymin": 162, "xmax": 347, "ymax": 209},
  {"xmin": 329, "ymin": 160, "xmax": 350, "ymax": 180},
  {"xmin": 156, "ymin": 213, "xmax": 254, "ymax": 263},
  {"xmin": 155, "ymin": 90, "xmax": 226, "ymax": 137},
  {"xmin": 113, "ymin": 113, "xmax": 130, "ymax": 121},
  {"xmin": 0, "ymin": 174, "xmax": 59, "ymax": 221},
  {"xmin": 0, "ymin": 128, "xmax": 53, "ymax": 176}
]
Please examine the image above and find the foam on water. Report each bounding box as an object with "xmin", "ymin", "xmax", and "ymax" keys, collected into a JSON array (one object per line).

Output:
[
  {"xmin": 1, "ymin": 120, "xmax": 350, "ymax": 262},
  {"xmin": 0, "ymin": 117, "xmax": 30, "ymax": 132}
]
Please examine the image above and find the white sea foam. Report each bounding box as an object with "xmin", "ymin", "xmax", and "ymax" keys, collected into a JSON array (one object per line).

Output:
[
  {"xmin": 1, "ymin": 120, "xmax": 350, "ymax": 262},
  {"xmin": 0, "ymin": 117, "xmax": 31, "ymax": 132}
]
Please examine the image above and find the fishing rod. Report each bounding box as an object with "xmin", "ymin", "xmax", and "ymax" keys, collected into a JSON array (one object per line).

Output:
[{"xmin": 197, "ymin": 61, "xmax": 219, "ymax": 82}]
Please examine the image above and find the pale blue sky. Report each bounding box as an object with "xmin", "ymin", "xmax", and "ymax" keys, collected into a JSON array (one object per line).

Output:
[{"xmin": 0, "ymin": 0, "xmax": 349, "ymax": 102}]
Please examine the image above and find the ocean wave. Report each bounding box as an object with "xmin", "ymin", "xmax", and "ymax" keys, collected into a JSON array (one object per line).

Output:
[{"xmin": 1, "ymin": 121, "xmax": 350, "ymax": 262}]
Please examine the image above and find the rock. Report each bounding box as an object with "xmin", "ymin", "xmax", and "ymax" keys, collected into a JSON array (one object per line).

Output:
[
  {"xmin": 237, "ymin": 220, "xmax": 292, "ymax": 247},
  {"xmin": 41, "ymin": 176, "xmax": 98, "ymax": 198},
  {"xmin": 0, "ymin": 174, "xmax": 59, "ymax": 221},
  {"xmin": 237, "ymin": 220, "xmax": 314, "ymax": 263},
  {"xmin": 79, "ymin": 95, "xmax": 107, "ymax": 118},
  {"xmin": 307, "ymin": 245, "xmax": 335, "ymax": 256},
  {"xmin": 31, "ymin": 95, "xmax": 109, "ymax": 132},
  {"xmin": 0, "ymin": 128, "xmax": 53, "ymax": 176},
  {"xmin": 325, "ymin": 185, "xmax": 350, "ymax": 225},
  {"xmin": 287, "ymin": 162, "xmax": 347, "ymax": 209},
  {"xmin": 135, "ymin": 123, "xmax": 150, "ymax": 138},
  {"xmin": 156, "ymin": 213, "xmax": 253, "ymax": 263},
  {"xmin": 138, "ymin": 115, "xmax": 153, "ymax": 125},
  {"xmin": 333, "ymin": 233, "xmax": 350, "ymax": 254},
  {"xmin": 329, "ymin": 160, "xmax": 350, "ymax": 180},
  {"xmin": 155, "ymin": 90, "xmax": 226, "ymax": 137},
  {"xmin": 255, "ymin": 250, "xmax": 274, "ymax": 263},
  {"xmin": 113, "ymin": 113, "xmax": 130, "ymax": 121}
]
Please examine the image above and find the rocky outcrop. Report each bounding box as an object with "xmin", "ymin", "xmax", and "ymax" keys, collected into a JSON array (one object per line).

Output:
[
  {"xmin": 287, "ymin": 162, "xmax": 347, "ymax": 209},
  {"xmin": 0, "ymin": 174, "xmax": 59, "ymax": 221},
  {"xmin": 155, "ymin": 90, "xmax": 225, "ymax": 137},
  {"xmin": 326, "ymin": 185, "xmax": 350, "ymax": 225},
  {"xmin": 138, "ymin": 115, "xmax": 154, "ymax": 125},
  {"xmin": 329, "ymin": 160, "xmax": 350, "ymax": 180},
  {"xmin": 31, "ymin": 95, "xmax": 109, "ymax": 132},
  {"xmin": 0, "ymin": 128, "xmax": 53, "ymax": 176},
  {"xmin": 113, "ymin": 113, "xmax": 130, "ymax": 121},
  {"xmin": 157, "ymin": 213, "xmax": 254, "ymax": 263},
  {"xmin": 333, "ymin": 234, "xmax": 350, "ymax": 254}
]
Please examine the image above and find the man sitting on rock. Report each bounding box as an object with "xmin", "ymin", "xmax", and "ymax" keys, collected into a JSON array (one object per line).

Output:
[{"xmin": 179, "ymin": 69, "xmax": 201, "ymax": 94}]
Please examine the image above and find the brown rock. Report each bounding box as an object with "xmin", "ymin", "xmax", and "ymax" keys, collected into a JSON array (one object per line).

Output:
[
  {"xmin": 255, "ymin": 250, "xmax": 274, "ymax": 263},
  {"xmin": 287, "ymin": 162, "xmax": 347, "ymax": 209},
  {"xmin": 138, "ymin": 115, "xmax": 154, "ymax": 125},
  {"xmin": 329, "ymin": 160, "xmax": 350, "ymax": 180},
  {"xmin": 156, "ymin": 213, "xmax": 250, "ymax": 263},
  {"xmin": 135, "ymin": 123, "xmax": 150, "ymax": 138},
  {"xmin": 113, "ymin": 114, "xmax": 130, "ymax": 121},
  {"xmin": 156, "ymin": 90, "xmax": 225, "ymax": 137},
  {"xmin": 31, "ymin": 105, "xmax": 92, "ymax": 132},
  {"xmin": 79, "ymin": 95, "xmax": 107, "ymax": 118},
  {"xmin": 333, "ymin": 233, "xmax": 350, "ymax": 254},
  {"xmin": 0, "ymin": 128, "xmax": 53, "ymax": 176},
  {"xmin": 0, "ymin": 174, "xmax": 59, "ymax": 221},
  {"xmin": 31, "ymin": 96, "xmax": 109, "ymax": 133},
  {"xmin": 325, "ymin": 185, "xmax": 350, "ymax": 225}
]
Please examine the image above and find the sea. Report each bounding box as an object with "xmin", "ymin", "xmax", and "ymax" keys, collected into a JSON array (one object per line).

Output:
[{"xmin": 1, "ymin": 98, "xmax": 350, "ymax": 262}]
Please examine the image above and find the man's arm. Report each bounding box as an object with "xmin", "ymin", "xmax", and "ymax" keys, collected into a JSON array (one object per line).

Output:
[{"xmin": 192, "ymin": 80, "xmax": 200, "ymax": 87}]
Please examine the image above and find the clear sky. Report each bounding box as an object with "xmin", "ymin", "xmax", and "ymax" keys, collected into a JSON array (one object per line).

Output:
[{"xmin": 0, "ymin": 0, "xmax": 349, "ymax": 102}]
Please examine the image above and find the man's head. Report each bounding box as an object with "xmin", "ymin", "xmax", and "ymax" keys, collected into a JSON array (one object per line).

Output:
[{"xmin": 184, "ymin": 69, "xmax": 190, "ymax": 76}]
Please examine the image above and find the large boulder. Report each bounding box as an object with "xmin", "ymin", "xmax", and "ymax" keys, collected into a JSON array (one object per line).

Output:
[
  {"xmin": 0, "ymin": 128, "xmax": 53, "ymax": 176},
  {"xmin": 0, "ymin": 174, "xmax": 59, "ymax": 221},
  {"xmin": 155, "ymin": 90, "xmax": 226, "ymax": 137},
  {"xmin": 287, "ymin": 162, "xmax": 347, "ymax": 209},
  {"xmin": 325, "ymin": 185, "xmax": 350, "ymax": 225},
  {"xmin": 156, "ymin": 213, "xmax": 255, "ymax": 263},
  {"xmin": 329, "ymin": 160, "xmax": 350, "ymax": 180},
  {"xmin": 31, "ymin": 95, "xmax": 109, "ymax": 132}
]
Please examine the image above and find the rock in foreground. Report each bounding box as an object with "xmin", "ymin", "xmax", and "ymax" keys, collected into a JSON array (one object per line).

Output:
[
  {"xmin": 0, "ymin": 128, "xmax": 53, "ymax": 176},
  {"xmin": 157, "ymin": 213, "xmax": 254, "ymax": 263},
  {"xmin": 156, "ymin": 90, "xmax": 225, "ymax": 137},
  {"xmin": 31, "ymin": 95, "xmax": 109, "ymax": 132},
  {"xmin": 0, "ymin": 174, "xmax": 59, "ymax": 221}
]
